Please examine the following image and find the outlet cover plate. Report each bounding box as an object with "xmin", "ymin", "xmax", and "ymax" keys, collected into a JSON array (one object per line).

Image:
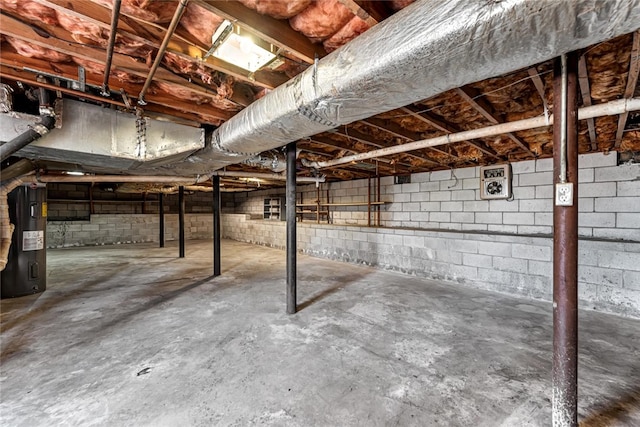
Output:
[{"xmin": 555, "ymin": 182, "xmax": 574, "ymax": 206}]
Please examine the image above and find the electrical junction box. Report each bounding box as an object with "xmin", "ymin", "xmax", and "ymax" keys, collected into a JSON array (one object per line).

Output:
[{"xmin": 480, "ymin": 164, "xmax": 512, "ymax": 200}]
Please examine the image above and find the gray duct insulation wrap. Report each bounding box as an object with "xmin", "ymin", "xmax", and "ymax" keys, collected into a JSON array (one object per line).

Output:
[{"xmin": 185, "ymin": 0, "xmax": 640, "ymax": 173}]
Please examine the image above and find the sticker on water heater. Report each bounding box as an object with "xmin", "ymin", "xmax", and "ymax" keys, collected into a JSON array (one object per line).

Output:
[{"xmin": 23, "ymin": 230, "xmax": 44, "ymax": 251}]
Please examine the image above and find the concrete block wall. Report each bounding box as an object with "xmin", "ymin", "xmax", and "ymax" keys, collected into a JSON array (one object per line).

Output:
[
  {"xmin": 223, "ymin": 153, "xmax": 639, "ymax": 318},
  {"xmin": 232, "ymin": 153, "xmax": 639, "ymax": 241},
  {"xmin": 47, "ymin": 214, "xmax": 214, "ymax": 247},
  {"xmin": 220, "ymin": 217, "xmax": 640, "ymax": 318}
]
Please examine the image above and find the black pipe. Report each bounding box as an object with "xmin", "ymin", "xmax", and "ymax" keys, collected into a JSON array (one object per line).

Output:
[
  {"xmin": 101, "ymin": 0, "xmax": 122, "ymax": 96},
  {"xmin": 159, "ymin": 192, "xmax": 165, "ymax": 248},
  {"xmin": 286, "ymin": 142, "xmax": 297, "ymax": 314},
  {"xmin": 552, "ymin": 52, "xmax": 579, "ymax": 427},
  {"xmin": 0, "ymin": 87, "xmax": 55, "ymax": 162},
  {"xmin": 179, "ymin": 186, "xmax": 185, "ymax": 258},
  {"xmin": 212, "ymin": 176, "xmax": 221, "ymax": 276}
]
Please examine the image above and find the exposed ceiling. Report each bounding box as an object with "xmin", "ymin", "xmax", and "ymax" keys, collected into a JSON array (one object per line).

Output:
[{"xmin": 1, "ymin": 0, "xmax": 639, "ymax": 191}]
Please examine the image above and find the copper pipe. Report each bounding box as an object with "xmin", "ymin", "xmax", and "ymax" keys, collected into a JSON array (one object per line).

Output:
[{"xmin": 137, "ymin": 0, "xmax": 189, "ymax": 105}]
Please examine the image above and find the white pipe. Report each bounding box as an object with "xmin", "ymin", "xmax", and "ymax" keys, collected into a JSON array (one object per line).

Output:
[
  {"xmin": 210, "ymin": 171, "xmax": 325, "ymax": 183},
  {"xmin": 560, "ymin": 54, "xmax": 568, "ymax": 183},
  {"xmin": 36, "ymin": 175, "xmax": 210, "ymax": 184},
  {"xmin": 306, "ymin": 98, "xmax": 640, "ymax": 169}
]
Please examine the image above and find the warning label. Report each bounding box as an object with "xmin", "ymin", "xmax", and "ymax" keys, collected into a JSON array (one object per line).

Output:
[{"xmin": 23, "ymin": 231, "xmax": 44, "ymax": 251}]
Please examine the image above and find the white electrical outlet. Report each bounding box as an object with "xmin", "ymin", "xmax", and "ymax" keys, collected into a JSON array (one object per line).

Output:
[{"xmin": 555, "ymin": 182, "xmax": 574, "ymax": 206}]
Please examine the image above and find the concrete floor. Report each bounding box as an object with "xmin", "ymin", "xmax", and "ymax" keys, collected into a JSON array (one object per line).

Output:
[{"xmin": 1, "ymin": 240, "xmax": 639, "ymax": 426}]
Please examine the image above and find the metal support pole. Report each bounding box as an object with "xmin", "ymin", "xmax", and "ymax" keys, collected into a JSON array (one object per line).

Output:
[
  {"xmin": 376, "ymin": 175, "xmax": 381, "ymax": 226},
  {"xmin": 179, "ymin": 186, "xmax": 185, "ymax": 258},
  {"xmin": 552, "ymin": 52, "xmax": 579, "ymax": 427},
  {"xmin": 286, "ymin": 142, "xmax": 297, "ymax": 314},
  {"xmin": 212, "ymin": 176, "xmax": 221, "ymax": 277},
  {"xmin": 367, "ymin": 176, "xmax": 372, "ymax": 227},
  {"xmin": 159, "ymin": 193, "xmax": 165, "ymax": 248}
]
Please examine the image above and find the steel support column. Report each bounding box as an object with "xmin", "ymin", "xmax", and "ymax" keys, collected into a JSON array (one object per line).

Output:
[
  {"xmin": 159, "ymin": 193, "xmax": 165, "ymax": 248},
  {"xmin": 212, "ymin": 176, "xmax": 221, "ymax": 277},
  {"xmin": 552, "ymin": 52, "xmax": 579, "ymax": 427},
  {"xmin": 179, "ymin": 186, "xmax": 185, "ymax": 258},
  {"xmin": 286, "ymin": 142, "xmax": 297, "ymax": 314}
]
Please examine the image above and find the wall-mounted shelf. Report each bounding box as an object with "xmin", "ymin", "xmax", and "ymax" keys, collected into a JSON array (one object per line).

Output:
[{"xmin": 264, "ymin": 197, "xmax": 285, "ymax": 220}]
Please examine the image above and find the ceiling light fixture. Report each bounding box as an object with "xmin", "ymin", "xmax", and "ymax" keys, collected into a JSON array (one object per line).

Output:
[{"xmin": 204, "ymin": 20, "xmax": 277, "ymax": 72}]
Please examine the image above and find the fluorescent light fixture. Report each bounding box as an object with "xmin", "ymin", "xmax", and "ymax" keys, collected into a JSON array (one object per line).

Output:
[
  {"xmin": 65, "ymin": 171, "xmax": 85, "ymax": 176},
  {"xmin": 206, "ymin": 20, "xmax": 277, "ymax": 72}
]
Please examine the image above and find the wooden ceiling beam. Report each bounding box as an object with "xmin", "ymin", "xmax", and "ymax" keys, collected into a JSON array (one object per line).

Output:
[
  {"xmin": 28, "ymin": 1, "xmax": 284, "ymax": 90},
  {"xmin": 196, "ymin": 0, "xmax": 326, "ymax": 64},
  {"xmin": 576, "ymin": 56, "xmax": 598, "ymax": 151},
  {"xmin": 455, "ymin": 86, "xmax": 536, "ymax": 157},
  {"xmin": 337, "ymin": 0, "xmax": 382, "ymax": 26},
  {"xmin": 615, "ymin": 30, "xmax": 640, "ymax": 149},
  {"xmin": 399, "ymin": 105, "xmax": 500, "ymax": 159}
]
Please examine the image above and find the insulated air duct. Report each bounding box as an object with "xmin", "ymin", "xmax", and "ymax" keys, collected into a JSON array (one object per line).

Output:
[
  {"xmin": 183, "ymin": 0, "xmax": 640, "ymax": 173},
  {"xmin": 0, "ymin": 86, "xmax": 56, "ymax": 162}
]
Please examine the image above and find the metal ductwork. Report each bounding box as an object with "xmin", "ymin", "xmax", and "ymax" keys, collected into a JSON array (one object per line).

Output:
[
  {"xmin": 182, "ymin": 0, "xmax": 640, "ymax": 174},
  {"xmin": 0, "ymin": 85, "xmax": 56, "ymax": 163}
]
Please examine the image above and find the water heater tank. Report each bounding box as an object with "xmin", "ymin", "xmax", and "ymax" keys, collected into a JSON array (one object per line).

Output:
[{"xmin": 1, "ymin": 183, "xmax": 47, "ymax": 298}]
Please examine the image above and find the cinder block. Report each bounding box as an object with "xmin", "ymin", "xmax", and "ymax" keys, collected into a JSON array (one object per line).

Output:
[
  {"xmin": 503, "ymin": 212, "xmax": 534, "ymax": 225},
  {"xmin": 451, "ymin": 212, "xmax": 474, "ymax": 223},
  {"xmin": 535, "ymin": 185, "xmax": 554, "ymax": 199},
  {"xmin": 412, "ymin": 172, "xmax": 430, "ymax": 183},
  {"xmin": 513, "ymin": 187, "xmax": 535, "ymax": 199},
  {"xmin": 519, "ymin": 171, "xmax": 553, "ymax": 187},
  {"xmin": 463, "ymin": 200, "xmax": 489, "ymax": 212},
  {"xmin": 440, "ymin": 223, "xmax": 462, "ymax": 230},
  {"xmin": 579, "ymin": 198, "xmax": 594, "ymax": 213},
  {"xmin": 392, "ymin": 193, "xmax": 411, "ymax": 203},
  {"xmin": 476, "ymin": 212, "xmax": 502, "ymax": 224},
  {"xmin": 493, "ymin": 256, "xmax": 528, "ymax": 274},
  {"xmin": 597, "ymin": 250, "xmax": 640, "ymax": 271},
  {"xmin": 401, "ymin": 183, "xmax": 420, "ymax": 193},
  {"xmin": 430, "ymin": 169, "xmax": 452, "ymax": 181},
  {"xmin": 489, "ymin": 200, "xmax": 520, "ymax": 212},
  {"xmin": 410, "ymin": 192, "xmax": 430, "ymax": 202},
  {"xmin": 419, "ymin": 182, "xmax": 440, "ymax": 192},
  {"xmin": 512, "ymin": 159, "xmax": 535, "ymax": 174},
  {"xmin": 402, "ymin": 202, "xmax": 421, "ymax": 212},
  {"xmin": 430, "ymin": 212, "xmax": 451, "ymax": 222},
  {"xmin": 579, "ymin": 152, "xmax": 617, "ymax": 168},
  {"xmin": 595, "ymin": 197, "xmax": 638, "ymax": 212},
  {"xmin": 451, "ymin": 190, "xmax": 476, "ymax": 201},
  {"xmin": 593, "ymin": 228, "xmax": 640, "ymax": 241},
  {"xmin": 410, "ymin": 211, "xmax": 430, "ymax": 222},
  {"xmin": 617, "ymin": 181, "xmax": 640, "ymax": 197},
  {"xmin": 512, "ymin": 243, "xmax": 551, "ymax": 261},
  {"xmin": 447, "ymin": 239, "xmax": 478, "ymax": 253},
  {"xmin": 519, "ymin": 199, "xmax": 550, "ymax": 212},
  {"xmin": 488, "ymin": 224, "xmax": 518, "ymax": 233},
  {"xmin": 403, "ymin": 235, "xmax": 425, "ymax": 247},
  {"xmin": 579, "ymin": 212, "xmax": 616, "ymax": 227},
  {"xmin": 579, "ymin": 265, "xmax": 623, "ymax": 287},
  {"xmin": 441, "ymin": 201, "xmax": 463, "ymax": 212},
  {"xmin": 431, "ymin": 191, "xmax": 452, "ymax": 201},
  {"xmin": 462, "ymin": 178, "xmax": 479, "ymax": 190},
  {"xmin": 463, "ymin": 253, "xmax": 492, "ymax": 268},
  {"xmin": 580, "ymin": 182, "xmax": 617, "ymax": 198},
  {"xmin": 579, "ymin": 168, "xmax": 594, "ymax": 183},
  {"xmin": 462, "ymin": 223, "xmax": 488, "ymax": 231},
  {"xmin": 536, "ymin": 158, "xmax": 554, "ymax": 172},
  {"xmin": 420, "ymin": 201, "xmax": 441, "ymax": 211},
  {"xmin": 529, "ymin": 260, "xmax": 552, "ymax": 277},
  {"xmin": 518, "ymin": 225, "xmax": 552, "ymax": 235},
  {"xmin": 595, "ymin": 165, "xmax": 640, "ymax": 182},
  {"xmin": 624, "ymin": 271, "xmax": 640, "ymax": 291},
  {"xmin": 617, "ymin": 213, "xmax": 640, "ymax": 229}
]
